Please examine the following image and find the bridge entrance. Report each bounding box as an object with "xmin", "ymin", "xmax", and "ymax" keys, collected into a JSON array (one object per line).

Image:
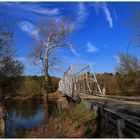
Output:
[{"xmin": 58, "ymin": 64, "xmax": 104, "ymax": 100}]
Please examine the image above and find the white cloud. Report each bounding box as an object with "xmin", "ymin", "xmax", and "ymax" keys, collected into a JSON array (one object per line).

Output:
[
  {"xmin": 86, "ymin": 41, "xmax": 99, "ymax": 53},
  {"xmin": 93, "ymin": 2, "xmax": 113, "ymax": 28},
  {"xmin": 114, "ymin": 55, "xmax": 120, "ymax": 63},
  {"xmin": 25, "ymin": 7, "xmax": 59, "ymax": 15},
  {"xmin": 19, "ymin": 21, "xmax": 39, "ymax": 39},
  {"xmin": 102, "ymin": 3, "xmax": 113, "ymax": 28}
]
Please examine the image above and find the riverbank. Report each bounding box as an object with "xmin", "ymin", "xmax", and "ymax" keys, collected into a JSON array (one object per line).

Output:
[
  {"xmin": 4, "ymin": 92, "xmax": 60, "ymax": 101},
  {"xmin": 23, "ymin": 102, "xmax": 96, "ymax": 138},
  {"xmin": 22, "ymin": 93, "xmax": 117, "ymax": 138},
  {"xmin": 3, "ymin": 92, "xmax": 117, "ymax": 138}
]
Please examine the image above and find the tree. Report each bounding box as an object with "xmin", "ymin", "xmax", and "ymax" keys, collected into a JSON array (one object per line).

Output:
[
  {"xmin": 116, "ymin": 53, "xmax": 140, "ymax": 94},
  {"xmin": 0, "ymin": 22, "xmax": 24, "ymax": 102},
  {"xmin": 0, "ymin": 22, "xmax": 15, "ymax": 59},
  {"xmin": 128, "ymin": 7, "xmax": 140, "ymax": 48},
  {"xmin": 0, "ymin": 56, "xmax": 24, "ymax": 101},
  {"xmin": 20, "ymin": 76, "xmax": 41, "ymax": 96},
  {"xmin": 116, "ymin": 53, "xmax": 140, "ymax": 74},
  {"xmin": 30, "ymin": 17, "xmax": 75, "ymax": 99}
]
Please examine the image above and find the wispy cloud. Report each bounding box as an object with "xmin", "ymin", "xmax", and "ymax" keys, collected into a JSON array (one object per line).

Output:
[
  {"xmin": 0, "ymin": 2, "xmax": 60, "ymax": 22},
  {"xmin": 2, "ymin": 2, "xmax": 60, "ymax": 15},
  {"xmin": 114, "ymin": 55, "xmax": 120, "ymax": 63},
  {"xmin": 113, "ymin": 7, "xmax": 118, "ymax": 20},
  {"xmin": 75, "ymin": 2, "xmax": 88, "ymax": 28},
  {"xmin": 78, "ymin": 3, "xmax": 87, "ymax": 17},
  {"xmin": 68, "ymin": 43, "xmax": 78, "ymax": 57},
  {"xmin": 24, "ymin": 6, "xmax": 59, "ymax": 15},
  {"xmin": 86, "ymin": 41, "xmax": 99, "ymax": 53},
  {"xmin": 103, "ymin": 3, "xmax": 113, "ymax": 28},
  {"xmin": 19, "ymin": 21, "xmax": 39, "ymax": 39},
  {"xmin": 93, "ymin": 2, "xmax": 113, "ymax": 28}
]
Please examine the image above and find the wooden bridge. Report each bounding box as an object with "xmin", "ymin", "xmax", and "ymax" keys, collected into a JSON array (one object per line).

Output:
[{"xmin": 58, "ymin": 64, "xmax": 140, "ymax": 138}]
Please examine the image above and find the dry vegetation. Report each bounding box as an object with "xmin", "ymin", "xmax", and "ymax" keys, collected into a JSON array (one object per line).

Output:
[{"xmin": 21, "ymin": 102, "xmax": 96, "ymax": 138}]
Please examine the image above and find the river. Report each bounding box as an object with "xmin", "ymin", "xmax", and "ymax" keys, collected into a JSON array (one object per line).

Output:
[{"xmin": 5, "ymin": 98, "xmax": 61, "ymax": 138}]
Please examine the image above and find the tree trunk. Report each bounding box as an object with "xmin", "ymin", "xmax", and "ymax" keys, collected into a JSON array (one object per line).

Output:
[
  {"xmin": 44, "ymin": 54, "xmax": 49, "ymax": 124},
  {"xmin": 0, "ymin": 100, "xmax": 6, "ymax": 138}
]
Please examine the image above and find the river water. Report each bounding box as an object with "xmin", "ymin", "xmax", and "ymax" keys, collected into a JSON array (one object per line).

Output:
[{"xmin": 5, "ymin": 98, "xmax": 61, "ymax": 138}]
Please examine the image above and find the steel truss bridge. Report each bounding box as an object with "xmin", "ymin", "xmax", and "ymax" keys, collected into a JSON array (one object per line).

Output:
[
  {"xmin": 58, "ymin": 64, "xmax": 140, "ymax": 138},
  {"xmin": 58, "ymin": 64, "xmax": 104, "ymax": 100}
]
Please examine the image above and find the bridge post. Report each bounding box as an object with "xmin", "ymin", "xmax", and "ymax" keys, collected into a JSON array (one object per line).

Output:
[
  {"xmin": 93, "ymin": 105, "xmax": 98, "ymax": 116},
  {"xmin": 81, "ymin": 99, "xmax": 91, "ymax": 109},
  {"xmin": 117, "ymin": 119, "xmax": 125, "ymax": 138},
  {"xmin": 105, "ymin": 112, "xmax": 109, "ymax": 128},
  {"xmin": 94, "ymin": 107, "xmax": 102, "ymax": 137}
]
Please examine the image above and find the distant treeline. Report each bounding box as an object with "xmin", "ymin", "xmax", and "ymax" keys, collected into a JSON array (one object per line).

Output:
[
  {"xmin": 18, "ymin": 75, "xmax": 60, "ymax": 97},
  {"xmin": 1, "ymin": 71, "xmax": 140, "ymax": 99},
  {"xmin": 97, "ymin": 71, "xmax": 140, "ymax": 96},
  {"xmin": 0, "ymin": 75, "xmax": 60, "ymax": 100}
]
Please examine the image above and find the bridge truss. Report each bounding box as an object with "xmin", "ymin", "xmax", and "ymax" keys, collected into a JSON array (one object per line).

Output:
[{"xmin": 58, "ymin": 64, "xmax": 104, "ymax": 99}]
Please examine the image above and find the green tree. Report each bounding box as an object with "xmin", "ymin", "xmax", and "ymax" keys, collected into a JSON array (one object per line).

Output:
[{"xmin": 0, "ymin": 56, "xmax": 24, "ymax": 100}]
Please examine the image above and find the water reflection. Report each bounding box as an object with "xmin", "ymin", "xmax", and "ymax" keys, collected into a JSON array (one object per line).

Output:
[
  {"xmin": 4, "ymin": 98, "xmax": 62, "ymax": 138},
  {"xmin": 5, "ymin": 99, "xmax": 45, "ymax": 137}
]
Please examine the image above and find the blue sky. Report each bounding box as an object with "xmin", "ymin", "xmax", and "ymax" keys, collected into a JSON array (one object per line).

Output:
[{"xmin": 1, "ymin": 2, "xmax": 140, "ymax": 77}]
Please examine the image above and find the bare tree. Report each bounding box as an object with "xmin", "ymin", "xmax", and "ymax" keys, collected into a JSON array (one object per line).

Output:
[
  {"xmin": 116, "ymin": 53, "xmax": 140, "ymax": 74},
  {"xmin": 30, "ymin": 17, "xmax": 75, "ymax": 99},
  {"xmin": 0, "ymin": 22, "xmax": 15, "ymax": 59},
  {"xmin": 116, "ymin": 52, "xmax": 140, "ymax": 93},
  {"xmin": 127, "ymin": 7, "xmax": 140, "ymax": 48}
]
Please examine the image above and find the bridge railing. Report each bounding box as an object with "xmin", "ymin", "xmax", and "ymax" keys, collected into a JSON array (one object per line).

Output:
[
  {"xmin": 81, "ymin": 99, "xmax": 140, "ymax": 138},
  {"xmin": 98, "ymin": 105, "xmax": 140, "ymax": 138}
]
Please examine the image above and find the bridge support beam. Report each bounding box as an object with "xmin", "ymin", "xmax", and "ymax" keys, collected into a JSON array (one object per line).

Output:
[{"xmin": 93, "ymin": 105, "xmax": 98, "ymax": 116}]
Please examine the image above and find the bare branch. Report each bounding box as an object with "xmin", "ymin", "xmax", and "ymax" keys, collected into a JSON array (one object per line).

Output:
[{"xmin": 29, "ymin": 16, "xmax": 75, "ymax": 94}]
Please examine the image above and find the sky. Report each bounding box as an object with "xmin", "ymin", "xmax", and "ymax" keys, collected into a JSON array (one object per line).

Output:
[{"xmin": 1, "ymin": 2, "xmax": 140, "ymax": 77}]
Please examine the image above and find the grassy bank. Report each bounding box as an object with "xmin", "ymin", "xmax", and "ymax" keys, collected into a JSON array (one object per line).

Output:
[
  {"xmin": 5, "ymin": 92, "xmax": 59, "ymax": 101},
  {"xmin": 22, "ymin": 102, "xmax": 96, "ymax": 138}
]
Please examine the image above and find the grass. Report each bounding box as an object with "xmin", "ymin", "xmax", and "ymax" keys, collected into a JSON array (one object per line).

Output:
[
  {"xmin": 74, "ymin": 103, "xmax": 95, "ymax": 120},
  {"xmin": 22, "ymin": 102, "xmax": 96, "ymax": 138},
  {"xmin": 48, "ymin": 92, "xmax": 62, "ymax": 98}
]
